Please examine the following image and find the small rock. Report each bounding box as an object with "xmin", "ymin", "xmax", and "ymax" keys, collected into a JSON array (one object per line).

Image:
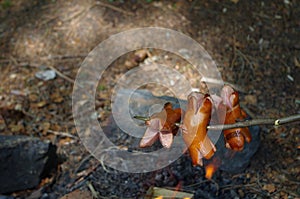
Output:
[{"xmin": 35, "ymin": 70, "xmax": 56, "ymax": 81}]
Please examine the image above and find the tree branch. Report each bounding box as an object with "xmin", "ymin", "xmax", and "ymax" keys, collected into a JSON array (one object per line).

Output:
[{"xmin": 133, "ymin": 114, "xmax": 300, "ymax": 130}]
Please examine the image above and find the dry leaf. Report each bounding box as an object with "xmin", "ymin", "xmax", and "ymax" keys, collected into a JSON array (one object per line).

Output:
[
  {"xmin": 134, "ymin": 49, "xmax": 148, "ymax": 62},
  {"xmin": 51, "ymin": 123, "xmax": 62, "ymax": 131},
  {"xmin": 28, "ymin": 94, "xmax": 39, "ymax": 102},
  {"xmin": 36, "ymin": 101, "xmax": 47, "ymax": 108},
  {"xmin": 58, "ymin": 137, "xmax": 73, "ymax": 146},
  {"xmin": 263, "ymin": 184, "xmax": 276, "ymax": 193},
  {"xmin": 9, "ymin": 123, "xmax": 25, "ymax": 133},
  {"xmin": 51, "ymin": 92, "xmax": 64, "ymax": 103},
  {"xmin": 42, "ymin": 122, "xmax": 51, "ymax": 135},
  {"xmin": 244, "ymin": 94, "xmax": 257, "ymax": 105},
  {"xmin": 125, "ymin": 49, "xmax": 149, "ymax": 69},
  {"xmin": 60, "ymin": 189, "xmax": 92, "ymax": 199}
]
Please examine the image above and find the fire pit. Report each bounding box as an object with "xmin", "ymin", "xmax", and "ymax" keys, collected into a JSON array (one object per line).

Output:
[{"xmin": 86, "ymin": 89, "xmax": 261, "ymax": 198}]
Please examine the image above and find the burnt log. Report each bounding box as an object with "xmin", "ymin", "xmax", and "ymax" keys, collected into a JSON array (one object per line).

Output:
[{"xmin": 0, "ymin": 135, "xmax": 57, "ymax": 194}]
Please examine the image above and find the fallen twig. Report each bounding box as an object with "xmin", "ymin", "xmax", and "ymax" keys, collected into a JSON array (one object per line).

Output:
[
  {"xmin": 87, "ymin": 181, "xmax": 100, "ymax": 199},
  {"xmin": 47, "ymin": 129, "xmax": 78, "ymax": 139},
  {"xmin": 46, "ymin": 65, "xmax": 75, "ymax": 83},
  {"xmin": 67, "ymin": 163, "xmax": 100, "ymax": 191},
  {"xmin": 95, "ymin": 1, "xmax": 135, "ymax": 16},
  {"xmin": 133, "ymin": 114, "xmax": 300, "ymax": 131},
  {"xmin": 236, "ymin": 49, "xmax": 253, "ymax": 70},
  {"xmin": 43, "ymin": 54, "xmax": 87, "ymax": 60},
  {"xmin": 231, "ymin": 35, "xmax": 237, "ymax": 69},
  {"xmin": 74, "ymin": 154, "xmax": 93, "ymax": 174}
]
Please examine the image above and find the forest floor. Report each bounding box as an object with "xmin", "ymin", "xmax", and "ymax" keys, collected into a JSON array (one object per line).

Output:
[{"xmin": 0, "ymin": 0, "xmax": 299, "ymax": 198}]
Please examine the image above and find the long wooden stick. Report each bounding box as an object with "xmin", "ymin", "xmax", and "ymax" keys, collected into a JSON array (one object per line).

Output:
[
  {"xmin": 133, "ymin": 114, "xmax": 300, "ymax": 130},
  {"xmin": 207, "ymin": 114, "xmax": 300, "ymax": 130}
]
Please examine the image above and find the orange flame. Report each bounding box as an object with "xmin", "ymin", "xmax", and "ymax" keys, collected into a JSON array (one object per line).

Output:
[
  {"xmin": 205, "ymin": 157, "xmax": 221, "ymax": 180},
  {"xmin": 205, "ymin": 163, "xmax": 216, "ymax": 180}
]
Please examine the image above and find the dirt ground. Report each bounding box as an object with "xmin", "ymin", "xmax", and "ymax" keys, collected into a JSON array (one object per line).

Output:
[{"xmin": 0, "ymin": 0, "xmax": 299, "ymax": 198}]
